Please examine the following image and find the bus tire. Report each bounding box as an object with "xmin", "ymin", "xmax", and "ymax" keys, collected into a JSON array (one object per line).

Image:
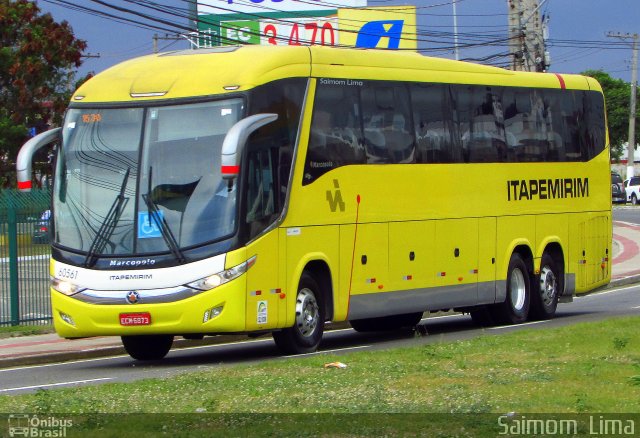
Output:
[
  {"xmin": 530, "ymin": 253, "xmax": 560, "ymax": 320},
  {"xmin": 491, "ymin": 253, "xmax": 530, "ymax": 324},
  {"xmin": 350, "ymin": 312, "xmax": 423, "ymax": 332},
  {"xmin": 121, "ymin": 334, "xmax": 173, "ymax": 361},
  {"xmin": 272, "ymin": 272, "xmax": 325, "ymax": 355}
]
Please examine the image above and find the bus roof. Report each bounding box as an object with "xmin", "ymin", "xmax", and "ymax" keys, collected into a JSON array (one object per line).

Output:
[{"xmin": 72, "ymin": 45, "xmax": 598, "ymax": 104}]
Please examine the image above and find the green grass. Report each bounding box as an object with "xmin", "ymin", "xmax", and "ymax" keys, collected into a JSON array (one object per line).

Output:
[
  {"xmin": 0, "ymin": 324, "xmax": 53, "ymax": 338},
  {"xmin": 1, "ymin": 316, "xmax": 639, "ymax": 436}
]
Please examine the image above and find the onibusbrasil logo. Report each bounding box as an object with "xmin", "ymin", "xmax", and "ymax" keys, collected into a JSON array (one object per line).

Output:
[{"xmin": 8, "ymin": 414, "xmax": 73, "ymax": 437}]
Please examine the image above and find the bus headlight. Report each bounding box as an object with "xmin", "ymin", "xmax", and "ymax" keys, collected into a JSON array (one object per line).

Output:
[
  {"xmin": 51, "ymin": 277, "xmax": 86, "ymax": 296},
  {"xmin": 187, "ymin": 256, "xmax": 256, "ymax": 291}
]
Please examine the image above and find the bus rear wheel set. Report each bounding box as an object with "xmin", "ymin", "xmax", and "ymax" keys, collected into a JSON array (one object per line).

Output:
[{"xmin": 473, "ymin": 251, "xmax": 561, "ymax": 327}]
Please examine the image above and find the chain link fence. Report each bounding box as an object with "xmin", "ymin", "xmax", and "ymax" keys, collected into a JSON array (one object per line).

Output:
[{"xmin": 0, "ymin": 189, "xmax": 52, "ymax": 326}]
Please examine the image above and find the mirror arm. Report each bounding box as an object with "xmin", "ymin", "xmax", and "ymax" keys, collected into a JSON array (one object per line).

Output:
[
  {"xmin": 221, "ymin": 113, "xmax": 278, "ymax": 181},
  {"xmin": 16, "ymin": 128, "xmax": 61, "ymax": 192}
]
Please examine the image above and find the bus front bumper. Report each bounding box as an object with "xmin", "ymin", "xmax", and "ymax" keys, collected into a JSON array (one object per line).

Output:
[{"xmin": 51, "ymin": 280, "xmax": 247, "ymax": 338}]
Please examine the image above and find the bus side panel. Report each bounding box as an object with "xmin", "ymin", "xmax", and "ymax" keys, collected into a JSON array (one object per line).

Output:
[
  {"xmin": 534, "ymin": 213, "xmax": 569, "ymax": 267},
  {"xmin": 496, "ymin": 215, "xmax": 536, "ymax": 302},
  {"xmin": 435, "ymin": 218, "xmax": 479, "ymax": 291},
  {"xmin": 349, "ymin": 223, "xmax": 389, "ymax": 295},
  {"xmin": 388, "ymin": 220, "xmax": 435, "ymax": 292},
  {"xmin": 285, "ymin": 225, "xmax": 340, "ymax": 327},
  {"xmin": 478, "ymin": 217, "xmax": 497, "ymax": 304},
  {"xmin": 245, "ymin": 231, "xmax": 281, "ymax": 331},
  {"xmin": 568, "ymin": 212, "xmax": 610, "ymax": 293}
]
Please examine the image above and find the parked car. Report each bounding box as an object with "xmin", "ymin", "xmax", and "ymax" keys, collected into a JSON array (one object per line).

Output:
[
  {"xmin": 32, "ymin": 209, "xmax": 51, "ymax": 244},
  {"xmin": 625, "ymin": 176, "xmax": 640, "ymax": 205},
  {"xmin": 611, "ymin": 172, "xmax": 626, "ymax": 204}
]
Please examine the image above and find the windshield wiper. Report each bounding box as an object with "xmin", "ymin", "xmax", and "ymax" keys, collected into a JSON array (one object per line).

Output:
[
  {"xmin": 83, "ymin": 167, "xmax": 130, "ymax": 268},
  {"xmin": 142, "ymin": 166, "xmax": 186, "ymax": 263}
]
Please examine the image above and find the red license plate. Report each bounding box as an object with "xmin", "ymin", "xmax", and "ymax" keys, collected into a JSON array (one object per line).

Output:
[{"xmin": 119, "ymin": 312, "xmax": 151, "ymax": 326}]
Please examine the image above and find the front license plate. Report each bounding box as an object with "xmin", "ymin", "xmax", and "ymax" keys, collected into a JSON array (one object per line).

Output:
[{"xmin": 119, "ymin": 312, "xmax": 151, "ymax": 326}]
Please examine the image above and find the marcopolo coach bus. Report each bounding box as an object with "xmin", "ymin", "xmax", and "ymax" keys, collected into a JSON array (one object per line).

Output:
[{"xmin": 17, "ymin": 45, "xmax": 611, "ymax": 360}]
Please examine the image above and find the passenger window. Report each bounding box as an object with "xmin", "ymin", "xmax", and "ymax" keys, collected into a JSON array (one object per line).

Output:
[
  {"xmin": 456, "ymin": 85, "xmax": 506, "ymax": 163},
  {"xmin": 412, "ymin": 84, "xmax": 461, "ymax": 163},
  {"xmin": 361, "ymin": 84, "xmax": 415, "ymax": 164},
  {"xmin": 559, "ymin": 91, "xmax": 583, "ymax": 161},
  {"xmin": 502, "ymin": 88, "xmax": 550, "ymax": 162},
  {"xmin": 583, "ymin": 91, "xmax": 606, "ymax": 160},
  {"xmin": 303, "ymin": 83, "xmax": 364, "ymax": 185}
]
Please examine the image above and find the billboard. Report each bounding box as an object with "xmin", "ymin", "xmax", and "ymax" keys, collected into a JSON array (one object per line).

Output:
[
  {"xmin": 193, "ymin": 3, "xmax": 417, "ymax": 50},
  {"xmin": 338, "ymin": 6, "xmax": 417, "ymax": 50}
]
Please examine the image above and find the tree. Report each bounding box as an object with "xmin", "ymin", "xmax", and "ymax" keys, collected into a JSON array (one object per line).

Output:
[
  {"xmin": 582, "ymin": 70, "xmax": 640, "ymax": 160},
  {"xmin": 0, "ymin": 0, "xmax": 87, "ymax": 187}
]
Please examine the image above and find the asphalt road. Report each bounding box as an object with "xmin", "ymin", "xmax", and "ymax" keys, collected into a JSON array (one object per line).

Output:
[
  {"xmin": 1, "ymin": 284, "xmax": 639, "ymax": 395},
  {"xmin": 614, "ymin": 205, "xmax": 640, "ymax": 225}
]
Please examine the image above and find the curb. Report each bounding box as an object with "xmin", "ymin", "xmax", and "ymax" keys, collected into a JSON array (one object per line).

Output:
[
  {"xmin": 608, "ymin": 274, "xmax": 640, "ymax": 289},
  {"xmin": 0, "ymin": 322, "xmax": 353, "ymax": 369}
]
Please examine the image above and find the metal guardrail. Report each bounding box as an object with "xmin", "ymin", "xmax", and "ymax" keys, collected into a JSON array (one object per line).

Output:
[{"xmin": 0, "ymin": 190, "xmax": 52, "ymax": 326}]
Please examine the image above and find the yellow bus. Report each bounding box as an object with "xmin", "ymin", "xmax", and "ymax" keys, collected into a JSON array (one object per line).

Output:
[{"xmin": 17, "ymin": 45, "xmax": 610, "ymax": 360}]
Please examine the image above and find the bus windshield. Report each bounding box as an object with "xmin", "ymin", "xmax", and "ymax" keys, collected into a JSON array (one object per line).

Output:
[{"xmin": 54, "ymin": 99, "xmax": 244, "ymax": 258}]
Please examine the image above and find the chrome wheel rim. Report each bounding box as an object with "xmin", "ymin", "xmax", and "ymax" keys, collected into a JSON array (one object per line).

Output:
[
  {"xmin": 539, "ymin": 265, "xmax": 557, "ymax": 307},
  {"xmin": 295, "ymin": 288, "xmax": 319, "ymax": 338},
  {"xmin": 510, "ymin": 268, "xmax": 527, "ymax": 311}
]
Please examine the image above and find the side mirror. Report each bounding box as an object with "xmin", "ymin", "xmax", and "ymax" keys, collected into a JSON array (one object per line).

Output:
[
  {"xmin": 221, "ymin": 113, "xmax": 278, "ymax": 181},
  {"xmin": 16, "ymin": 128, "xmax": 61, "ymax": 192}
]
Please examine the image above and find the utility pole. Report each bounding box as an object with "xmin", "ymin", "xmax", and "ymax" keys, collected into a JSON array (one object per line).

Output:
[
  {"xmin": 608, "ymin": 32, "xmax": 639, "ymax": 179},
  {"xmin": 452, "ymin": 0, "xmax": 459, "ymax": 61},
  {"xmin": 508, "ymin": 0, "xmax": 548, "ymax": 72},
  {"xmin": 152, "ymin": 34, "xmax": 183, "ymax": 54}
]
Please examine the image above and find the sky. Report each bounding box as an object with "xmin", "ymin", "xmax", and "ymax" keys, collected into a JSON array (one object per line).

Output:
[{"xmin": 35, "ymin": 0, "xmax": 640, "ymax": 83}]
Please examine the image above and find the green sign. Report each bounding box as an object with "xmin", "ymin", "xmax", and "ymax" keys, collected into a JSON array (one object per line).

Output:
[{"xmin": 220, "ymin": 21, "xmax": 260, "ymax": 45}]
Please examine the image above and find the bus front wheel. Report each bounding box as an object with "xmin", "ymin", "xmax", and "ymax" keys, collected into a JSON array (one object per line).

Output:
[
  {"xmin": 491, "ymin": 253, "xmax": 530, "ymax": 324},
  {"xmin": 121, "ymin": 334, "xmax": 173, "ymax": 361},
  {"xmin": 273, "ymin": 272, "xmax": 325, "ymax": 355}
]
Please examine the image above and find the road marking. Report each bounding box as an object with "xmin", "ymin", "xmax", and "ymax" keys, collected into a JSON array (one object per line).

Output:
[
  {"xmin": 0, "ymin": 377, "xmax": 112, "ymax": 393},
  {"xmin": 0, "ymin": 355, "xmax": 130, "ymax": 373},
  {"xmin": 487, "ymin": 320, "xmax": 548, "ymax": 330},
  {"xmin": 577, "ymin": 285, "xmax": 639, "ymax": 298},
  {"xmin": 633, "ymin": 306, "xmax": 640, "ymax": 309}
]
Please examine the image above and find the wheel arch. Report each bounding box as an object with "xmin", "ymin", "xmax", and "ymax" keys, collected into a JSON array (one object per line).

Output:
[
  {"xmin": 288, "ymin": 255, "xmax": 335, "ymax": 324},
  {"xmin": 497, "ymin": 242, "xmax": 534, "ymax": 303},
  {"xmin": 539, "ymin": 241, "xmax": 566, "ymax": 295}
]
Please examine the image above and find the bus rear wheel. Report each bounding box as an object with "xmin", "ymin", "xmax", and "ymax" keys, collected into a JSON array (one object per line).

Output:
[
  {"xmin": 530, "ymin": 253, "xmax": 560, "ymax": 320},
  {"xmin": 272, "ymin": 272, "xmax": 325, "ymax": 355},
  {"xmin": 121, "ymin": 334, "xmax": 173, "ymax": 361},
  {"xmin": 490, "ymin": 253, "xmax": 530, "ymax": 324},
  {"xmin": 350, "ymin": 312, "xmax": 423, "ymax": 332}
]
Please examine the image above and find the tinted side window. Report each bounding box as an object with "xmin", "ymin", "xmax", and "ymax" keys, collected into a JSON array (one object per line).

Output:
[
  {"xmin": 584, "ymin": 91, "xmax": 606, "ymax": 160},
  {"xmin": 303, "ymin": 82, "xmax": 364, "ymax": 185},
  {"xmin": 455, "ymin": 85, "xmax": 509, "ymax": 162},
  {"xmin": 361, "ymin": 83, "xmax": 415, "ymax": 164},
  {"xmin": 502, "ymin": 88, "xmax": 553, "ymax": 162},
  {"xmin": 246, "ymin": 78, "xmax": 306, "ymax": 237},
  {"xmin": 412, "ymin": 84, "xmax": 461, "ymax": 163}
]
